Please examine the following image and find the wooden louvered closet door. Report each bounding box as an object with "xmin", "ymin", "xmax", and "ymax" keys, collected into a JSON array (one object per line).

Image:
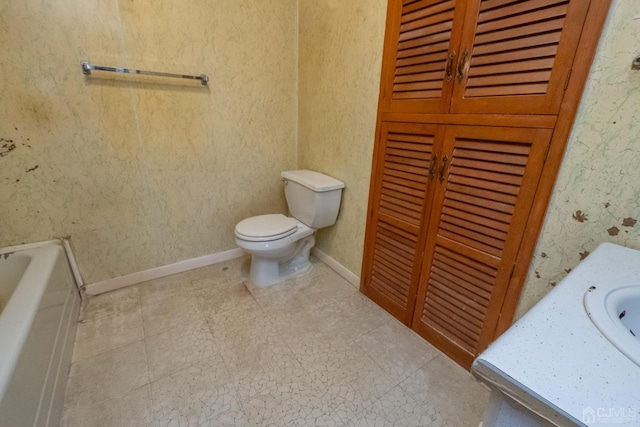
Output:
[
  {"xmin": 412, "ymin": 126, "xmax": 551, "ymax": 367},
  {"xmin": 361, "ymin": 122, "xmax": 442, "ymax": 323},
  {"xmin": 380, "ymin": 0, "xmax": 468, "ymax": 114},
  {"xmin": 361, "ymin": 0, "xmax": 609, "ymax": 369},
  {"xmin": 450, "ymin": 0, "xmax": 590, "ymax": 114},
  {"xmin": 381, "ymin": 0, "xmax": 591, "ymax": 116}
]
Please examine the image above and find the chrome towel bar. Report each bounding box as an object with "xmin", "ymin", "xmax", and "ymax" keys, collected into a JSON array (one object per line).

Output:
[{"xmin": 81, "ymin": 60, "xmax": 209, "ymax": 85}]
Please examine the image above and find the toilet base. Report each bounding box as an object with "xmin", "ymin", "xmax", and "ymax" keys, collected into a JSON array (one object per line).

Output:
[{"xmin": 248, "ymin": 235, "xmax": 315, "ymax": 287}]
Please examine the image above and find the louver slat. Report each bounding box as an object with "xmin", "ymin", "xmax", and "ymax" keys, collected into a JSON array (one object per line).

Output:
[
  {"xmin": 362, "ymin": 123, "xmax": 439, "ymax": 323},
  {"xmin": 413, "ymin": 126, "xmax": 552, "ymax": 367},
  {"xmin": 451, "ymin": 0, "xmax": 590, "ymax": 114}
]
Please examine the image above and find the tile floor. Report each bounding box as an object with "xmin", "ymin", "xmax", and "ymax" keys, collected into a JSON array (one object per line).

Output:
[{"xmin": 61, "ymin": 256, "xmax": 489, "ymax": 427}]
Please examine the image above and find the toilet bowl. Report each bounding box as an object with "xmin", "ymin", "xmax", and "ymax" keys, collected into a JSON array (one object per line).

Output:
[
  {"xmin": 235, "ymin": 170, "xmax": 344, "ymax": 287},
  {"xmin": 235, "ymin": 214, "xmax": 315, "ymax": 286}
]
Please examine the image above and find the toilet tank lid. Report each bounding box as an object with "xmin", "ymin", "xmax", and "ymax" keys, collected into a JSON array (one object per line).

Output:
[{"xmin": 281, "ymin": 170, "xmax": 345, "ymax": 192}]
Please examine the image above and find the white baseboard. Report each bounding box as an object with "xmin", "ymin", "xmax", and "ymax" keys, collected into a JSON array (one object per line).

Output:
[
  {"xmin": 84, "ymin": 248, "xmax": 245, "ymax": 295},
  {"xmin": 311, "ymin": 248, "xmax": 360, "ymax": 289}
]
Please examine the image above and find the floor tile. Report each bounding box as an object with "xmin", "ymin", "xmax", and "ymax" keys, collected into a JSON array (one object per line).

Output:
[
  {"xmin": 194, "ymin": 279, "xmax": 260, "ymax": 325},
  {"xmin": 145, "ymin": 318, "xmax": 219, "ymax": 382},
  {"xmin": 290, "ymin": 336, "xmax": 398, "ymax": 422},
  {"xmin": 355, "ymin": 319, "xmax": 440, "ymax": 383},
  {"xmin": 187, "ymin": 256, "xmax": 250, "ymax": 290},
  {"xmin": 399, "ymin": 355, "xmax": 490, "ymax": 427},
  {"xmin": 141, "ymin": 291, "xmax": 202, "ymax": 338},
  {"xmin": 151, "ymin": 356, "xmax": 243, "ymax": 427},
  {"xmin": 319, "ymin": 293, "xmax": 395, "ymax": 341},
  {"xmin": 61, "ymin": 385, "xmax": 154, "ymax": 427},
  {"xmin": 213, "ymin": 310, "xmax": 294, "ymax": 376},
  {"xmin": 294, "ymin": 260, "xmax": 357, "ymax": 308},
  {"xmin": 354, "ymin": 385, "xmax": 436, "ymax": 427},
  {"xmin": 64, "ymin": 340, "xmax": 149, "ymax": 414},
  {"xmin": 268, "ymin": 303, "xmax": 336, "ymax": 344},
  {"xmin": 233, "ymin": 357, "xmax": 341, "ymax": 427},
  {"xmin": 244, "ymin": 278, "xmax": 302, "ymax": 307},
  {"xmin": 138, "ymin": 274, "xmax": 191, "ymax": 307},
  {"xmin": 72, "ymin": 307, "xmax": 144, "ymax": 362},
  {"xmin": 84, "ymin": 286, "xmax": 140, "ymax": 322},
  {"xmin": 195, "ymin": 416, "xmax": 250, "ymax": 427}
]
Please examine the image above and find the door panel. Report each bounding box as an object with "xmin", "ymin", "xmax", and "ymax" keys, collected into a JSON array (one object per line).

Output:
[
  {"xmin": 412, "ymin": 126, "xmax": 552, "ymax": 367},
  {"xmin": 450, "ymin": 0, "xmax": 590, "ymax": 114},
  {"xmin": 361, "ymin": 122, "xmax": 443, "ymax": 324},
  {"xmin": 381, "ymin": 0, "xmax": 469, "ymax": 114}
]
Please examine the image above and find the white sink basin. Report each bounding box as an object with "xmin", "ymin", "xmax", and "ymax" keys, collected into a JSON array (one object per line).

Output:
[{"xmin": 584, "ymin": 283, "xmax": 640, "ymax": 367}]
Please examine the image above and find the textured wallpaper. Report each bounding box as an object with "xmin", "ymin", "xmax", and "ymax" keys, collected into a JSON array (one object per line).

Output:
[
  {"xmin": 515, "ymin": 1, "xmax": 640, "ymax": 318},
  {"xmin": 0, "ymin": 0, "xmax": 297, "ymax": 283},
  {"xmin": 298, "ymin": 0, "xmax": 387, "ymax": 277}
]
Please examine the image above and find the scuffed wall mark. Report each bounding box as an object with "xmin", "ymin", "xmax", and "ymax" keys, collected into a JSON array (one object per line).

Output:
[
  {"xmin": 573, "ymin": 210, "xmax": 588, "ymax": 222},
  {"xmin": 564, "ymin": 268, "xmax": 572, "ymax": 274},
  {"xmin": 0, "ymin": 138, "xmax": 16, "ymax": 157},
  {"xmin": 604, "ymin": 202, "xmax": 611, "ymax": 208},
  {"xmin": 535, "ymin": 270, "xmax": 541, "ymax": 279},
  {"xmin": 550, "ymin": 281, "xmax": 557, "ymax": 287},
  {"xmin": 15, "ymin": 179, "xmax": 20, "ymax": 183},
  {"xmin": 2, "ymin": 252, "xmax": 14, "ymax": 260},
  {"xmin": 25, "ymin": 165, "xmax": 39, "ymax": 173},
  {"xmin": 622, "ymin": 217, "xmax": 637, "ymax": 227},
  {"xmin": 579, "ymin": 250, "xmax": 590, "ymax": 260},
  {"xmin": 608, "ymin": 226, "xmax": 620, "ymax": 236},
  {"xmin": 541, "ymin": 252, "xmax": 547, "ymax": 258}
]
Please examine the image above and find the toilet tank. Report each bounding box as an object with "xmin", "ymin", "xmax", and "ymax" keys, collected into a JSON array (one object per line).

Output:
[{"xmin": 281, "ymin": 170, "xmax": 344, "ymax": 229}]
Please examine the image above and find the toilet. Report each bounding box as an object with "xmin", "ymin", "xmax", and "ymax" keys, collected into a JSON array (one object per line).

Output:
[{"xmin": 235, "ymin": 170, "xmax": 344, "ymax": 287}]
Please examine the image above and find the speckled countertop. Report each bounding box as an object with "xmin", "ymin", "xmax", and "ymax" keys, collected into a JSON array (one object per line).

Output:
[{"xmin": 473, "ymin": 243, "xmax": 640, "ymax": 426}]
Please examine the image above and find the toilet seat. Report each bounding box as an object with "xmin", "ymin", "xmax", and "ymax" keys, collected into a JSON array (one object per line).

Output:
[{"xmin": 235, "ymin": 214, "xmax": 298, "ymax": 242}]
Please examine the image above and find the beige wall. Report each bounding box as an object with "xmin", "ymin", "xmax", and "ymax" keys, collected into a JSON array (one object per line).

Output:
[
  {"xmin": 515, "ymin": 0, "xmax": 640, "ymax": 317},
  {"xmin": 298, "ymin": 0, "xmax": 387, "ymax": 276},
  {"xmin": 0, "ymin": 0, "xmax": 298, "ymax": 283}
]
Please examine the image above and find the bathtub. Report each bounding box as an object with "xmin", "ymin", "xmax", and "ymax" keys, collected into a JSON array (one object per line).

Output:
[{"xmin": 0, "ymin": 242, "xmax": 80, "ymax": 427}]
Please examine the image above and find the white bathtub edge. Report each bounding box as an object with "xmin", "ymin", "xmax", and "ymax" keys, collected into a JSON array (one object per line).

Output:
[
  {"xmin": 84, "ymin": 248, "xmax": 246, "ymax": 295},
  {"xmin": 311, "ymin": 248, "xmax": 360, "ymax": 289},
  {"xmin": 0, "ymin": 240, "xmax": 62, "ymax": 255},
  {"xmin": 0, "ymin": 245, "xmax": 63, "ymax": 402}
]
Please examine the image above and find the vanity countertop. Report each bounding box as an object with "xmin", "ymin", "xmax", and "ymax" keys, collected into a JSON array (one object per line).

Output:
[{"xmin": 473, "ymin": 243, "xmax": 640, "ymax": 426}]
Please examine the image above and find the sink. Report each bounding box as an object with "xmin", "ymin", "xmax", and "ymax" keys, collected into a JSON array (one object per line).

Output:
[{"xmin": 584, "ymin": 283, "xmax": 640, "ymax": 367}]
